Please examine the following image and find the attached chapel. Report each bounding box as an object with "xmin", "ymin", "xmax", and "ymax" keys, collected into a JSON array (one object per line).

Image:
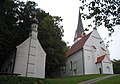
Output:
[
  {"xmin": 62, "ymin": 10, "xmax": 113, "ymax": 76},
  {"xmin": 1, "ymin": 15, "xmax": 46, "ymax": 78}
]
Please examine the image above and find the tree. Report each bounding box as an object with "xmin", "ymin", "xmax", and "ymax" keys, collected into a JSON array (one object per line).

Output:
[
  {"xmin": 0, "ymin": 0, "xmax": 67, "ymax": 77},
  {"xmin": 112, "ymin": 59, "xmax": 120, "ymax": 74},
  {"xmin": 0, "ymin": 0, "xmax": 38, "ymax": 68},
  {"xmin": 38, "ymin": 16, "xmax": 67, "ymax": 77},
  {"xmin": 79, "ymin": 0, "xmax": 120, "ymax": 36}
]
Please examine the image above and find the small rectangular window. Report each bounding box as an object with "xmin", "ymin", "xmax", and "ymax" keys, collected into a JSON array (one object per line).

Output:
[
  {"xmin": 73, "ymin": 61, "xmax": 77, "ymax": 70},
  {"xmin": 70, "ymin": 61, "xmax": 72, "ymax": 70}
]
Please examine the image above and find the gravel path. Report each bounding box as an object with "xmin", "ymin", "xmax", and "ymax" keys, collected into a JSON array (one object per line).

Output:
[{"xmin": 78, "ymin": 75, "xmax": 115, "ymax": 84}]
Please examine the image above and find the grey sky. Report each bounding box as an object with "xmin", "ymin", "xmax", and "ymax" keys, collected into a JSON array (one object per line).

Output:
[{"xmin": 23, "ymin": 0, "xmax": 120, "ymax": 60}]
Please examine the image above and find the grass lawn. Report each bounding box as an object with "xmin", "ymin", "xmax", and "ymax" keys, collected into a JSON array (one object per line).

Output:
[
  {"xmin": 94, "ymin": 74, "xmax": 120, "ymax": 84},
  {"xmin": 44, "ymin": 74, "xmax": 107, "ymax": 84},
  {"xmin": 0, "ymin": 74, "xmax": 108, "ymax": 84},
  {"xmin": 0, "ymin": 75, "xmax": 44, "ymax": 84}
]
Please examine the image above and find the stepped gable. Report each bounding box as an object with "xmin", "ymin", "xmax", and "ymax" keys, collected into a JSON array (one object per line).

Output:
[{"xmin": 65, "ymin": 32, "xmax": 92, "ymax": 57}]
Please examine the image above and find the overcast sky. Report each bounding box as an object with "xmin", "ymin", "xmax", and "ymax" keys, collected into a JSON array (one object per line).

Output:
[{"xmin": 23, "ymin": 0, "xmax": 120, "ymax": 60}]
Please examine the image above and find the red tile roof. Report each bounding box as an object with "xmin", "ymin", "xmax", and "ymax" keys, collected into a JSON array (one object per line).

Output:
[
  {"xmin": 65, "ymin": 32, "xmax": 92, "ymax": 57},
  {"xmin": 96, "ymin": 54, "xmax": 106, "ymax": 64}
]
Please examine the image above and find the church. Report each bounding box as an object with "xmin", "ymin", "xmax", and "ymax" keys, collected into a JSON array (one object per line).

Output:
[
  {"xmin": 62, "ymin": 11, "xmax": 113, "ymax": 76},
  {"xmin": 1, "ymin": 15, "xmax": 46, "ymax": 78}
]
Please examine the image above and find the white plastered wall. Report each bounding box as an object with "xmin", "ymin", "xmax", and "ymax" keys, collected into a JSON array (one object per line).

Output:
[
  {"xmin": 14, "ymin": 37, "xmax": 30, "ymax": 76},
  {"xmin": 84, "ymin": 30, "xmax": 113, "ymax": 74},
  {"xmin": 102, "ymin": 56, "xmax": 113, "ymax": 74},
  {"xmin": 14, "ymin": 37, "xmax": 46, "ymax": 78},
  {"xmin": 64, "ymin": 50, "xmax": 84, "ymax": 76},
  {"xmin": 34, "ymin": 39, "xmax": 46, "ymax": 78}
]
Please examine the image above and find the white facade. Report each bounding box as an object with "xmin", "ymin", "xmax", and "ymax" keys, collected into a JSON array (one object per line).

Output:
[
  {"xmin": 1, "ymin": 17, "xmax": 46, "ymax": 78},
  {"xmin": 63, "ymin": 50, "xmax": 84, "ymax": 76},
  {"xmin": 63, "ymin": 30, "xmax": 113, "ymax": 76},
  {"xmin": 102, "ymin": 56, "xmax": 113, "ymax": 74},
  {"xmin": 14, "ymin": 37, "xmax": 46, "ymax": 78},
  {"xmin": 14, "ymin": 19, "xmax": 46, "ymax": 78}
]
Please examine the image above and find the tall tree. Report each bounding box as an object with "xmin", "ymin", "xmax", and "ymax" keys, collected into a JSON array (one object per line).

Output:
[
  {"xmin": 79, "ymin": 0, "xmax": 120, "ymax": 36},
  {"xmin": 0, "ymin": 0, "xmax": 67, "ymax": 77},
  {"xmin": 112, "ymin": 59, "xmax": 120, "ymax": 74},
  {"xmin": 38, "ymin": 16, "xmax": 67, "ymax": 77}
]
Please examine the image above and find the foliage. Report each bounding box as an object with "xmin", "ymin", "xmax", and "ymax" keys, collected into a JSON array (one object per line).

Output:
[
  {"xmin": 0, "ymin": 74, "xmax": 107, "ymax": 84},
  {"xmin": 0, "ymin": 0, "xmax": 34, "ymax": 66},
  {"xmin": 94, "ymin": 74, "xmax": 120, "ymax": 84},
  {"xmin": 0, "ymin": 75, "xmax": 44, "ymax": 84},
  {"xmin": 38, "ymin": 15, "xmax": 67, "ymax": 77},
  {"xmin": 112, "ymin": 59, "xmax": 120, "ymax": 74},
  {"xmin": 79, "ymin": 0, "xmax": 120, "ymax": 36},
  {"xmin": 0, "ymin": 0, "xmax": 67, "ymax": 77}
]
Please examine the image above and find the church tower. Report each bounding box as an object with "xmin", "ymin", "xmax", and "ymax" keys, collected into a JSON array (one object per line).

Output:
[
  {"xmin": 74, "ymin": 9, "xmax": 84, "ymax": 43},
  {"xmin": 13, "ymin": 15, "xmax": 46, "ymax": 78}
]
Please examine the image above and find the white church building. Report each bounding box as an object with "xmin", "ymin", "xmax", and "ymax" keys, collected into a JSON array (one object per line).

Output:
[
  {"xmin": 1, "ymin": 15, "xmax": 46, "ymax": 78},
  {"xmin": 62, "ymin": 11, "xmax": 113, "ymax": 76}
]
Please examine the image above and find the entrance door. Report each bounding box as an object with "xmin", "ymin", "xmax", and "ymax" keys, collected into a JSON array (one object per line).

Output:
[{"xmin": 99, "ymin": 68, "xmax": 102, "ymax": 74}]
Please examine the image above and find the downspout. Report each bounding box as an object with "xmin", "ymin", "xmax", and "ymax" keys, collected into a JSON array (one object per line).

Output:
[{"xmin": 82, "ymin": 48, "xmax": 85, "ymax": 75}]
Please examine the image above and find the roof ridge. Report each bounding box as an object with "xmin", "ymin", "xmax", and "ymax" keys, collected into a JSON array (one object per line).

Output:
[{"xmin": 65, "ymin": 32, "xmax": 92, "ymax": 57}]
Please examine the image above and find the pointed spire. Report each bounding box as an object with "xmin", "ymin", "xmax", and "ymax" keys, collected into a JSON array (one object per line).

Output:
[{"xmin": 74, "ymin": 8, "xmax": 84, "ymax": 42}]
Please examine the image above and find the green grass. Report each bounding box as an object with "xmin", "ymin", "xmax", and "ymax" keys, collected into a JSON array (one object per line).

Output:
[
  {"xmin": 0, "ymin": 75, "xmax": 44, "ymax": 84},
  {"xmin": 44, "ymin": 74, "xmax": 107, "ymax": 84},
  {"xmin": 0, "ymin": 74, "xmax": 108, "ymax": 84},
  {"xmin": 94, "ymin": 74, "xmax": 120, "ymax": 84}
]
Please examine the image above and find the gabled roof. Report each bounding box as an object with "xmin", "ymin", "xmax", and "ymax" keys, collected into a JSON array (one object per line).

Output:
[
  {"xmin": 96, "ymin": 54, "xmax": 106, "ymax": 64},
  {"xmin": 65, "ymin": 32, "xmax": 92, "ymax": 57}
]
